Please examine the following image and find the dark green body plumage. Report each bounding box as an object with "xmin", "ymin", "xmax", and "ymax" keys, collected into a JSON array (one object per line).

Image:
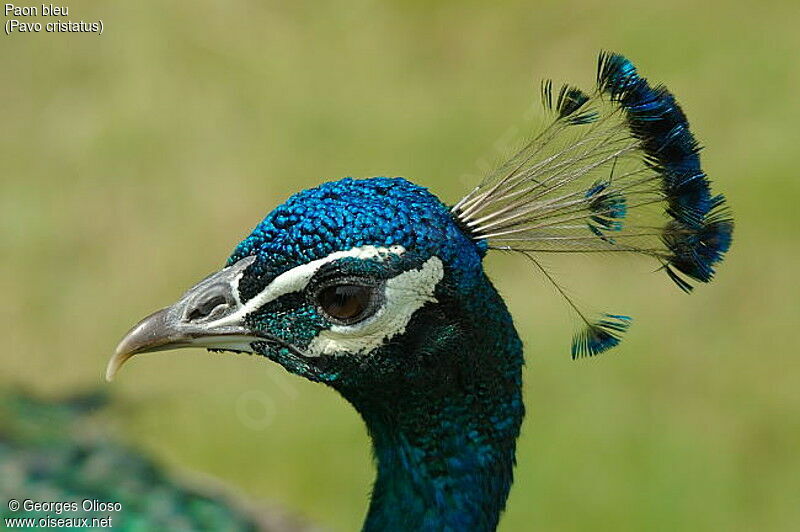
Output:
[{"xmin": 0, "ymin": 392, "xmax": 309, "ymax": 531}]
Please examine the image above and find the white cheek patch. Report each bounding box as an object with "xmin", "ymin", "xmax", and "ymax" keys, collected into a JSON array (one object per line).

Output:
[{"xmin": 306, "ymin": 256, "xmax": 444, "ymax": 357}]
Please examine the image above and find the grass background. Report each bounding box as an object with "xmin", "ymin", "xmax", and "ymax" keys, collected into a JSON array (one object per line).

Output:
[{"xmin": 1, "ymin": 1, "xmax": 798, "ymax": 530}]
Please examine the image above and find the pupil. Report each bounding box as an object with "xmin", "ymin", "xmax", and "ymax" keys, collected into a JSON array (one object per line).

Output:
[{"xmin": 319, "ymin": 285, "xmax": 370, "ymax": 321}]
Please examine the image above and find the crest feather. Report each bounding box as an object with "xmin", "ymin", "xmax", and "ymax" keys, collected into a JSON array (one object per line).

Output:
[{"xmin": 453, "ymin": 52, "xmax": 733, "ymax": 357}]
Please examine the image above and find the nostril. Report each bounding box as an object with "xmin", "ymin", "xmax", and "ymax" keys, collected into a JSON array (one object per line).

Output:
[{"xmin": 188, "ymin": 295, "xmax": 228, "ymax": 322}]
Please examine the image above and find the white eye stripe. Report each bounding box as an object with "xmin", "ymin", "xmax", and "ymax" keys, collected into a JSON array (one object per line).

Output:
[
  {"xmin": 306, "ymin": 255, "xmax": 444, "ymax": 357},
  {"xmin": 205, "ymin": 245, "xmax": 406, "ymax": 330}
]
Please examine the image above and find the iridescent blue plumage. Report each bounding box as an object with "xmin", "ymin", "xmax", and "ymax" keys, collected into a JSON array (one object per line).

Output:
[
  {"xmin": 571, "ymin": 314, "xmax": 632, "ymax": 359},
  {"xmin": 229, "ymin": 177, "xmax": 486, "ymax": 300},
  {"xmin": 586, "ymin": 179, "xmax": 627, "ymax": 241},
  {"xmin": 596, "ymin": 52, "xmax": 733, "ymax": 290},
  {"xmin": 541, "ymin": 80, "xmax": 597, "ymax": 125}
]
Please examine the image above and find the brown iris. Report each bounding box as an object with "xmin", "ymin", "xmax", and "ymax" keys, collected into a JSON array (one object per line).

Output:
[{"xmin": 317, "ymin": 284, "xmax": 373, "ymax": 322}]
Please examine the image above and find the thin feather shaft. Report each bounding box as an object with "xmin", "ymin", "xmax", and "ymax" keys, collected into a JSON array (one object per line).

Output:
[
  {"xmin": 469, "ymin": 145, "xmax": 638, "ymax": 232},
  {"xmin": 519, "ymin": 251, "xmax": 593, "ymax": 326}
]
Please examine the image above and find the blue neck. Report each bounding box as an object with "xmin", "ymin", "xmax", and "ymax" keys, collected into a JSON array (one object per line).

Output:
[
  {"xmin": 342, "ymin": 278, "xmax": 524, "ymax": 531},
  {"xmin": 362, "ymin": 391, "xmax": 522, "ymax": 531}
]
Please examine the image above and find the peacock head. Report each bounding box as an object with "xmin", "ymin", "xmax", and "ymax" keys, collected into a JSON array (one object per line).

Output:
[
  {"xmin": 106, "ymin": 177, "xmax": 504, "ymax": 394},
  {"xmin": 108, "ymin": 52, "xmax": 734, "ymax": 400}
]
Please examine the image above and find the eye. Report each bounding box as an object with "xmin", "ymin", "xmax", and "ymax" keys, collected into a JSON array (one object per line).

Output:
[{"xmin": 316, "ymin": 284, "xmax": 375, "ymax": 324}]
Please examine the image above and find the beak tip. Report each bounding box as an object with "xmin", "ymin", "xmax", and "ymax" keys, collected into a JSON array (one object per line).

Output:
[
  {"xmin": 105, "ymin": 350, "xmax": 133, "ymax": 383},
  {"xmin": 106, "ymin": 307, "xmax": 172, "ymax": 383},
  {"xmin": 104, "ymin": 360, "xmax": 117, "ymax": 382}
]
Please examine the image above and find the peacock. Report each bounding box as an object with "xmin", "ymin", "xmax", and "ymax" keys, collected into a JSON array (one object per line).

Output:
[{"xmin": 106, "ymin": 53, "xmax": 733, "ymax": 531}]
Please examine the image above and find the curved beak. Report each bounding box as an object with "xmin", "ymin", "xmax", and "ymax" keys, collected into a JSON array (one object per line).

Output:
[
  {"xmin": 105, "ymin": 256, "xmax": 258, "ymax": 382},
  {"xmin": 106, "ymin": 307, "xmax": 191, "ymax": 381}
]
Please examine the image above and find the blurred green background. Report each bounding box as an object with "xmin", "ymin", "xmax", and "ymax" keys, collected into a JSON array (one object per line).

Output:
[{"xmin": 1, "ymin": 1, "xmax": 798, "ymax": 530}]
